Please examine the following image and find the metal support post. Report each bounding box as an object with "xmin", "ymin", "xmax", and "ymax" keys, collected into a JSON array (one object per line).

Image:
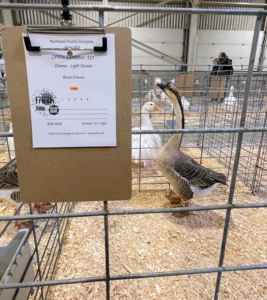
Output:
[{"xmin": 214, "ymin": 15, "xmax": 263, "ymax": 300}]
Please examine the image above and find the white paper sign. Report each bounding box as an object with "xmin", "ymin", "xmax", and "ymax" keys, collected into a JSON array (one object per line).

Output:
[{"xmin": 23, "ymin": 33, "xmax": 116, "ymax": 148}]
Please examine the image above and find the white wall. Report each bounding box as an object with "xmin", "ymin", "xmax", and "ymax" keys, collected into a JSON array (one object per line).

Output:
[
  {"xmin": 130, "ymin": 28, "xmax": 184, "ymax": 71},
  {"xmin": 130, "ymin": 28, "xmax": 264, "ymax": 72},
  {"xmin": 195, "ymin": 30, "xmax": 264, "ymax": 71}
]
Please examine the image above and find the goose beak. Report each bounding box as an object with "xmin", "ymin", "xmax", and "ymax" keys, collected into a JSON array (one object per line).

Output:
[
  {"xmin": 157, "ymin": 82, "xmax": 168, "ymax": 91},
  {"xmin": 154, "ymin": 104, "xmax": 161, "ymax": 111}
]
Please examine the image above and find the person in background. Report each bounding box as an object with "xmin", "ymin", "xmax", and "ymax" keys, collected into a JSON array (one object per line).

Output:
[{"xmin": 210, "ymin": 52, "xmax": 234, "ymax": 103}]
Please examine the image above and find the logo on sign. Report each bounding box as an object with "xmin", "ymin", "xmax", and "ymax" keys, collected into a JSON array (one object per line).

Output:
[
  {"xmin": 35, "ymin": 94, "xmax": 54, "ymax": 105},
  {"xmin": 36, "ymin": 106, "xmax": 45, "ymax": 111},
  {"xmin": 31, "ymin": 89, "xmax": 60, "ymax": 117},
  {"xmin": 49, "ymin": 105, "xmax": 59, "ymax": 115}
]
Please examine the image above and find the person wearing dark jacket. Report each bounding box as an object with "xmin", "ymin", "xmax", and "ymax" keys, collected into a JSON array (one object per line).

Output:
[
  {"xmin": 210, "ymin": 52, "xmax": 234, "ymax": 102},
  {"xmin": 211, "ymin": 52, "xmax": 234, "ymax": 76}
]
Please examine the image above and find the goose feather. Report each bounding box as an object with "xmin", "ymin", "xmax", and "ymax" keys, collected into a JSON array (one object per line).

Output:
[{"xmin": 0, "ymin": 159, "xmax": 20, "ymax": 207}]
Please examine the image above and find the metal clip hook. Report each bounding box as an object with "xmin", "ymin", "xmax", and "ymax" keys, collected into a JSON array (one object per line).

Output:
[{"xmin": 61, "ymin": 0, "xmax": 72, "ymax": 26}]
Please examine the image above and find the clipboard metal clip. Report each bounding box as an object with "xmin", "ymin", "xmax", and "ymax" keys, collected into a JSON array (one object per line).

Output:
[
  {"xmin": 60, "ymin": 0, "xmax": 72, "ymax": 26},
  {"xmin": 23, "ymin": 30, "xmax": 108, "ymax": 53}
]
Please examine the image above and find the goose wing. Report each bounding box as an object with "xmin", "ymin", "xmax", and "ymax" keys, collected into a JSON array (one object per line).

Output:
[
  {"xmin": 174, "ymin": 151, "xmax": 227, "ymax": 188},
  {"xmin": 0, "ymin": 159, "xmax": 19, "ymax": 188}
]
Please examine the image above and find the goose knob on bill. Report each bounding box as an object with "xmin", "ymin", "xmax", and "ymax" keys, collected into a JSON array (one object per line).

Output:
[{"xmin": 156, "ymin": 82, "xmax": 228, "ymax": 218}]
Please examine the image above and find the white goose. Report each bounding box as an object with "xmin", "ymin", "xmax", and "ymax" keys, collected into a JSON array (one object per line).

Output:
[
  {"xmin": 156, "ymin": 82, "xmax": 228, "ymax": 217},
  {"xmin": 181, "ymin": 96, "xmax": 191, "ymax": 111},
  {"xmin": 159, "ymin": 90, "xmax": 173, "ymax": 108},
  {"xmin": 132, "ymin": 102, "xmax": 162, "ymax": 167},
  {"xmin": 7, "ymin": 122, "xmax": 15, "ymax": 160},
  {"xmin": 155, "ymin": 89, "xmax": 162, "ymax": 98},
  {"xmin": 223, "ymin": 86, "xmax": 237, "ymax": 112},
  {"xmin": 145, "ymin": 89, "xmax": 157, "ymax": 102}
]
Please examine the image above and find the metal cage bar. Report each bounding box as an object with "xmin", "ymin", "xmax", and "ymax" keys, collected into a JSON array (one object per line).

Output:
[
  {"xmin": 214, "ymin": 15, "xmax": 263, "ymax": 299},
  {"xmin": 0, "ymin": 3, "xmax": 267, "ymax": 300},
  {"xmin": 0, "ymin": 3, "xmax": 267, "ymax": 16}
]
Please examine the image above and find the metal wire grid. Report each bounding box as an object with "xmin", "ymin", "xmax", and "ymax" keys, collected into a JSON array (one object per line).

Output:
[
  {"xmin": 199, "ymin": 72, "xmax": 267, "ymax": 197},
  {"xmin": 0, "ymin": 201, "xmax": 73, "ymax": 299},
  {"xmin": 251, "ymin": 129, "xmax": 267, "ymax": 196},
  {"xmin": 0, "ymin": 4, "xmax": 266, "ymax": 300},
  {"xmin": 0, "ymin": 105, "xmax": 14, "ymax": 167},
  {"xmin": 132, "ymin": 69, "xmax": 267, "ymax": 195}
]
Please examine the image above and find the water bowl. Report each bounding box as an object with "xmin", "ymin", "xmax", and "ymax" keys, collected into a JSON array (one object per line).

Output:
[{"xmin": 190, "ymin": 105, "xmax": 199, "ymax": 112}]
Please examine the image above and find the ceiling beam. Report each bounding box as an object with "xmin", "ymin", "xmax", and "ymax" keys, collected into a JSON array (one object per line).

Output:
[
  {"xmin": 132, "ymin": 38, "xmax": 184, "ymax": 64},
  {"xmin": 105, "ymin": 0, "xmax": 175, "ymax": 27},
  {"xmin": 202, "ymin": 1, "xmax": 267, "ymax": 8}
]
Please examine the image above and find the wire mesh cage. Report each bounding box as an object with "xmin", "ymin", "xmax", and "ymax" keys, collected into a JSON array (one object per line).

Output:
[
  {"xmin": 0, "ymin": 70, "xmax": 266, "ymax": 298},
  {"xmin": 0, "ymin": 202, "xmax": 73, "ymax": 299},
  {"xmin": 0, "ymin": 4, "xmax": 267, "ymax": 300},
  {"xmin": 131, "ymin": 65, "xmax": 267, "ymax": 199}
]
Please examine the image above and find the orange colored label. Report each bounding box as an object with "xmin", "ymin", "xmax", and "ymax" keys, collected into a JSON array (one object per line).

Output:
[{"xmin": 70, "ymin": 86, "xmax": 78, "ymax": 91}]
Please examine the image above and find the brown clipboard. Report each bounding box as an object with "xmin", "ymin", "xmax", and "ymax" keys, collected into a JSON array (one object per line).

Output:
[{"xmin": 2, "ymin": 26, "xmax": 132, "ymax": 203}]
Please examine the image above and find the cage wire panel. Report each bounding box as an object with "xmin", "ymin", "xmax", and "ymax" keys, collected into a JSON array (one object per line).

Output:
[
  {"xmin": 0, "ymin": 202, "xmax": 73, "ymax": 299},
  {"xmin": 0, "ymin": 3, "xmax": 267, "ymax": 300},
  {"xmin": 132, "ymin": 65, "xmax": 267, "ymax": 197}
]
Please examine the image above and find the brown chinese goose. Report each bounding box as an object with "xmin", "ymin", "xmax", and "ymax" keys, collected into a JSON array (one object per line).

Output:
[
  {"xmin": 0, "ymin": 159, "xmax": 53, "ymax": 215},
  {"xmin": 156, "ymin": 82, "xmax": 228, "ymax": 217}
]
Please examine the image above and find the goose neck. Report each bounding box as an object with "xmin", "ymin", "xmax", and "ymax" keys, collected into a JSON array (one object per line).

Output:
[
  {"xmin": 141, "ymin": 110, "xmax": 153, "ymax": 128},
  {"xmin": 168, "ymin": 95, "xmax": 184, "ymax": 149}
]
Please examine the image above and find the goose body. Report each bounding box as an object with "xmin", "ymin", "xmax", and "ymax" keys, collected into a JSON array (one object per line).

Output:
[
  {"xmin": 181, "ymin": 96, "xmax": 190, "ymax": 111},
  {"xmin": 155, "ymin": 89, "xmax": 162, "ymax": 98},
  {"xmin": 157, "ymin": 149, "xmax": 227, "ymax": 199},
  {"xmin": 132, "ymin": 102, "xmax": 162, "ymax": 167},
  {"xmin": 223, "ymin": 86, "xmax": 237, "ymax": 111},
  {"xmin": 156, "ymin": 82, "xmax": 228, "ymax": 216},
  {"xmin": 0, "ymin": 159, "xmax": 20, "ymax": 207},
  {"xmin": 7, "ymin": 122, "xmax": 15, "ymax": 160},
  {"xmin": 159, "ymin": 90, "xmax": 173, "ymax": 108},
  {"xmin": 145, "ymin": 89, "xmax": 157, "ymax": 102}
]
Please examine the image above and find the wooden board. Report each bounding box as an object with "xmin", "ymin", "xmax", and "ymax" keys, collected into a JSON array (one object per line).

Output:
[
  {"xmin": 2, "ymin": 26, "xmax": 132, "ymax": 203},
  {"xmin": 208, "ymin": 76, "xmax": 227, "ymax": 99},
  {"xmin": 175, "ymin": 74, "xmax": 195, "ymax": 97}
]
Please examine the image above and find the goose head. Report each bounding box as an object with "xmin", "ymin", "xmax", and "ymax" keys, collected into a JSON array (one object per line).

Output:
[
  {"xmin": 157, "ymin": 82, "xmax": 185, "ymax": 129},
  {"xmin": 157, "ymin": 81, "xmax": 179, "ymax": 100},
  {"xmin": 142, "ymin": 101, "xmax": 161, "ymax": 113},
  {"xmin": 157, "ymin": 82, "xmax": 183, "ymax": 110},
  {"xmin": 229, "ymin": 86, "xmax": 234, "ymax": 97}
]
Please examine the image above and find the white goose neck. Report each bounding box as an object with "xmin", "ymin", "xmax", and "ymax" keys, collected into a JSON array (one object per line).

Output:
[{"xmin": 141, "ymin": 109, "xmax": 153, "ymax": 129}]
